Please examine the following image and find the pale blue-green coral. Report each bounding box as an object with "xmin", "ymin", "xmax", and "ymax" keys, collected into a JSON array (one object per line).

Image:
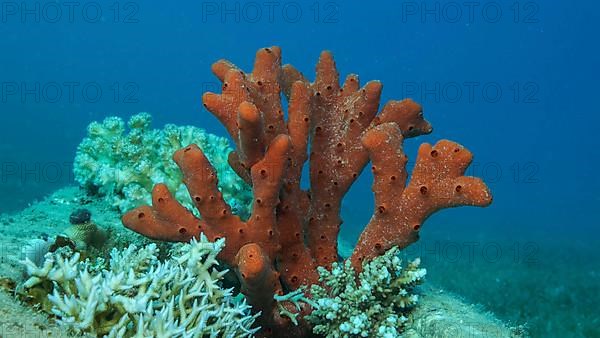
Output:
[
  {"xmin": 73, "ymin": 113, "xmax": 252, "ymax": 218},
  {"xmin": 306, "ymin": 247, "xmax": 426, "ymax": 338},
  {"xmin": 21, "ymin": 235, "xmax": 259, "ymax": 337}
]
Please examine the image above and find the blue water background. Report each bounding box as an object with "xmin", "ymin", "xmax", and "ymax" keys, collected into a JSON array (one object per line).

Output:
[{"xmin": 1, "ymin": 2, "xmax": 598, "ymax": 321}]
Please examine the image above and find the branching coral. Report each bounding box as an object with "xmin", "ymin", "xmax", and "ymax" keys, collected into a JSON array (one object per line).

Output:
[
  {"xmin": 307, "ymin": 247, "xmax": 426, "ymax": 338},
  {"xmin": 21, "ymin": 235, "xmax": 259, "ymax": 337},
  {"xmin": 122, "ymin": 47, "xmax": 492, "ymax": 336},
  {"xmin": 74, "ymin": 113, "xmax": 252, "ymax": 217}
]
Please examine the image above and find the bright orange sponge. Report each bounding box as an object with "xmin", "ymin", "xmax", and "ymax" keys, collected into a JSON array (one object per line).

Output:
[{"xmin": 122, "ymin": 46, "xmax": 491, "ymax": 336}]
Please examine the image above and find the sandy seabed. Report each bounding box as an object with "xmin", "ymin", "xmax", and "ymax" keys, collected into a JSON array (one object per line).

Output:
[{"xmin": 0, "ymin": 186, "xmax": 523, "ymax": 338}]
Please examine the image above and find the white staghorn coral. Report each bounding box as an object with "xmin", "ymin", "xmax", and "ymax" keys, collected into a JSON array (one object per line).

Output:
[
  {"xmin": 21, "ymin": 235, "xmax": 259, "ymax": 337},
  {"xmin": 306, "ymin": 247, "xmax": 426, "ymax": 338}
]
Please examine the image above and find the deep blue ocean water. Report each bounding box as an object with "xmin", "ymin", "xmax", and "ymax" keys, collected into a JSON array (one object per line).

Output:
[{"xmin": 1, "ymin": 1, "xmax": 599, "ymax": 336}]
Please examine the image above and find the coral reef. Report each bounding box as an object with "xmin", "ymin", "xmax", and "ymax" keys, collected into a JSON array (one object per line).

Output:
[
  {"xmin": 74, "ymin": 113, "xmax": 252, "ymax": 217},
  {"xmin": 122, "ymin": 46, "xmax": 492, "ymax": 336},
  {"xmin": 20, "ymin": 235, "xmax": 259, "ymax": 337},
  {"xmin": 307, "ymin": 247, "xmax": 426, "ymax": 338}
]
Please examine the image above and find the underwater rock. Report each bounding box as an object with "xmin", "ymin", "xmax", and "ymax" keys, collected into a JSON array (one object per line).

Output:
[{"xmin": 406, "ymin": 289, "xmax": 527, "ymax": 338}]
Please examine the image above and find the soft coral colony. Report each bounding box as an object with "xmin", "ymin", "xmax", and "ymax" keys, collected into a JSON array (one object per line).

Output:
[{"xmin": 122, "ymin": 46, "xmax": 492, "ymax": 336}]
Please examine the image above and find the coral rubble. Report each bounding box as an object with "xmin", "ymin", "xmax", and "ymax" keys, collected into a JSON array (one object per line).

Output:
[
  {"xmin": 21, "ymin": 235, "xmax": 259, "ymax": 337},
  {"xmin": 122, "ymin": 46, "xmax": 492, "ymax": 336},
  {"xmin": 74, "ymin": 112, "xmax": 252, "ymax": 217}
]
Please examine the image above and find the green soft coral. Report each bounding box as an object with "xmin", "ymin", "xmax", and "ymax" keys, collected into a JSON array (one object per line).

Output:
[
  {"xmin": 21, "ymin": 235, "xmax": 259, "ymax": 337},
  {"xmin": 307, "ymin": 247, "xmax": 426, "ymax": 338},
  {"xmin": 74, "ymin": 113, "xmax": 252, "ymax": 218}
]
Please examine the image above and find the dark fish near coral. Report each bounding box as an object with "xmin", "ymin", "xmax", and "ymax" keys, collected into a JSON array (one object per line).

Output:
[{"xmin": 69, "ymin": 208, "xmax": 91, "ymax": 225}]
